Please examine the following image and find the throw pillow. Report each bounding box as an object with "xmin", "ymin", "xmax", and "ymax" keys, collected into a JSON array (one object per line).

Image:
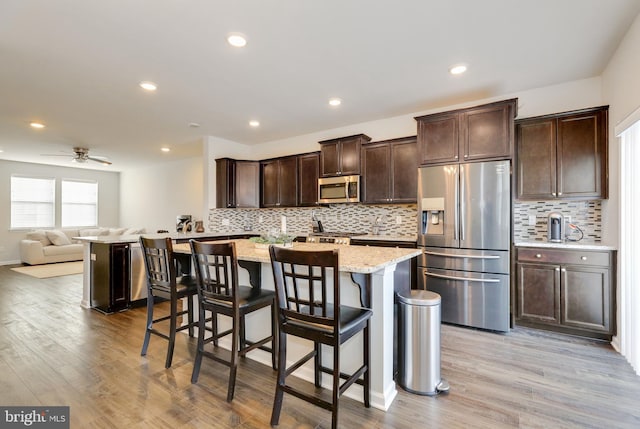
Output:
[
  {"xmin": 108, "ymin": 227, "xmax": 127, "ymax": 236},
  {"xmin": 79, "ymin": 228, "xmax": 108, "ymax": 237},
  {"xmin": 46, "ymin": 230, "xmax": 72, "ymax": 246},
  {"xmin": 123, "ymin": 227, "xmax": 145, "ymax": 235},
  {"xmin": 26, "ymin": 230, "xmax": 52, "ymax": 247}
]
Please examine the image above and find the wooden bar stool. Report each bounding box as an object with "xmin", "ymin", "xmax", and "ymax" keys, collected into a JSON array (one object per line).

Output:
[
  {"xmin": 190, "ymin": 239, "xmax": 277, "ymax": 402},
  {"xmin": 268, "ymin": 245, "xmax": 372, "ymax": 429},
  {"xmin": 139, "ymin": 236, "xmax": 197, "ymax": 368}
]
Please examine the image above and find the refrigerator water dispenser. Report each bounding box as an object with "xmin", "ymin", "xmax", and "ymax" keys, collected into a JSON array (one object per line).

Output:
[{"xmin": 421, "ymin": 197, "xmax": 445, "ymax": 235}]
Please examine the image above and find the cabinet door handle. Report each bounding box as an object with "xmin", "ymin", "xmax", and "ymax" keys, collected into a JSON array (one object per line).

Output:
[
  {"xmin": 552, "ymin": 192, "xmax": 557, "ymax": 197},
  {"xmin": 561, "ymin": 268, "xmax": 567, "ymax": 273},
  {"xmin": 558, "ymin": 192, "xmax": 563, "ymax": 196},
  {"xmin": 536, "ymin": 254, "xmax": 542, "ymax": 258},
  {"xmin": 464, "ymin": 154, "xmax": 468, "ymax": 158},
  {"xmin": 555, "ymin": 267, "xmax": 560, "ymax": 272},
  {"xmin": 581, "ymin": 256, "xmax": 587, "ymax": 261},
  {"xmin": 454, "ymin": 156, "xmax": 458, "ymax": 160}
]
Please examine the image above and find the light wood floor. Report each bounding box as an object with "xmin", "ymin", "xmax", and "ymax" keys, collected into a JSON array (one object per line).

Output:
[{"xmin": 1, "ymin": 265, "xmax": 639, "ymax": 428}]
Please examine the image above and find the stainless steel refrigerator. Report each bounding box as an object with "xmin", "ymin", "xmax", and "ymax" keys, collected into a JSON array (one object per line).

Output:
[{"xmin": 417, "ymin": 160, "xmax": 511, "ymax": 332}]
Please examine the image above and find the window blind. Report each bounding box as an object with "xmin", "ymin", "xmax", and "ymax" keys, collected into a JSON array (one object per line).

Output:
[
  {"xmin": 61, "ymin": 180, "xmax": 98, "ymax": 227},
  {"xmin": 10, "ymin": 176, "xmax": 56, "ymax": 228}
]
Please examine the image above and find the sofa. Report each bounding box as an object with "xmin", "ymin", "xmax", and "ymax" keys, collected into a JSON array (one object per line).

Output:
[{"xmin": 20, "ymin": 227, "xmax": 145, "ymax": 265}]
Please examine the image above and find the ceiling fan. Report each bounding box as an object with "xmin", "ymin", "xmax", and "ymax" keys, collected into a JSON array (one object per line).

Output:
[{"xmin": 42, "ymin": 147, "xmax": 112, "ymax": 165}]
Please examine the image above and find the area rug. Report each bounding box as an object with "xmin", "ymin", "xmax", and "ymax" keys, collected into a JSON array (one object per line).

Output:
[{"xmin": 11, "ymin": 261, "xmax": 83, "ymax": 278}]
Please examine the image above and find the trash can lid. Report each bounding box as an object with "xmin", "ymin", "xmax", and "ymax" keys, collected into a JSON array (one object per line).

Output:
[{"xmin": 396, "ymin": 290, "xmax": 441, "ymax": 306}]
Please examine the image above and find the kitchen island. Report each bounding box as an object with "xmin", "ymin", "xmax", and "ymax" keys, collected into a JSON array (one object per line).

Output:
[
  {"xmin": 173, "ymin": 239, "xmax": 421, "ymax": 412},
  {"xmin": 76, "ymin": 232, "xmax": 258, "ymax": 311}
]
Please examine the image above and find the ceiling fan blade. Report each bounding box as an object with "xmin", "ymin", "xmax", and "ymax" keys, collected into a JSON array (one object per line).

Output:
[{"xmin": 87, "ymin": 156, "xmax": 112, "ymax": 165}]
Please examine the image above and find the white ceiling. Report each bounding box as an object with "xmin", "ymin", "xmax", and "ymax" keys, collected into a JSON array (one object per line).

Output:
[{"xmin": 1, "ymin": 0, "xmax": 639, "ymax": 172}]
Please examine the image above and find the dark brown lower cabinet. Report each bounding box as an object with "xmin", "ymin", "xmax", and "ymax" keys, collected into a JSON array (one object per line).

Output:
[{"xmin": 516, "ymin": 247, "xmax": 615, "ymax": 340}]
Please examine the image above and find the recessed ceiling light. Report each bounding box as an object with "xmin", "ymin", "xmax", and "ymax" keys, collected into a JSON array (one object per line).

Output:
[
  {"xmin": 188, "ymin": 122, "xmax": 200, "ymax": 128},
  {"xmin": 249, "ymin": 120, "xmax": 260, "ymax": 127},
  {"xmin": 329, "ymin": 98, "xmax": 342, "ymax": 107},
  {"xmin": 30, "ymin": 122, "xmax": 45, "ymax": 129},
  {"xmin": 449, "ymin": 64, "xmax": 468, "ymax": 75},
  {"xmin": 227, "ymin": 33, "xmax": 247, "ymax": 48},
  {"xmin": 139, "ymin": 81, "xmax": 157, "ymax": 91},
  {"xmin": 0, "ymin": 149, "xmax": 4, "ymax": 153},
  {"xmin": 161, "ymin": 147, "xmax": 170, "ymax": 153}
]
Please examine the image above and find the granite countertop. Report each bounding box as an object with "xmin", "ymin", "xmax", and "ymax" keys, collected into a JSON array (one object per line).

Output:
[
  {"xmin": 74, "ymin": 231, "xmax": 257, "ymax": 244},
  {"xmin": 514, "ymin": 240, "xmax": 617, "ymax": 251},
  {"xmin": 173, "ymin": 239, "xmax": 421, "ymax": 274}
]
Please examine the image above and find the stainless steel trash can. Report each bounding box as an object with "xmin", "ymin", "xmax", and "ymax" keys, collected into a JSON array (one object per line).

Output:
[{"xmin": 397, "ymin": 290, "xmax": 449, "ymax": 395}]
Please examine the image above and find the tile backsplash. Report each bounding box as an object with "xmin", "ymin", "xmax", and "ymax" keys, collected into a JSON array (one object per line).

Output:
[
  {"xmin": 209, "ymin": 200, "xmax": 602, "ymax": 242},
  {"xmin": 513, "ymin": 200, "xmax": 602, "ymax": 242},
  {"xmin": 208, "ymin": 204, "xmax": 418, "ymax": 236}
]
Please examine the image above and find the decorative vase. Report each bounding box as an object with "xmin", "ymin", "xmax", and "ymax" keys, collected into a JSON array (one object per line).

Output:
[{"xmin": 194, "ymin": 220, "xmax": 205, "ymax": 233}]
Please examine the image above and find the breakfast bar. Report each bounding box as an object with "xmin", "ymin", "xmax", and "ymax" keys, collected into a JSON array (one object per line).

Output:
[{"xmin": 173, "ymin": 239, "xmax": 421, "ymax": 411}]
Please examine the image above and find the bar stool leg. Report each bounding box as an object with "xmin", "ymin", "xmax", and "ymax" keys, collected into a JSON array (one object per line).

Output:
[
  {"xmin": 270, "ymin": 330, "xmax": 287, "ymax": 426},
  {"xmin": 165, "ymin": 296, "xmax": 178, "ymax": 368},
  {"xmin": 141, "ymin": 294, "xmax": 153, "ymax": 356},
  {"xmin": 331, "ymin": 345, "xmax": 340, "ymax": 429},
  {"xmin": 227, "ymin": 316, "xmax": 239, "ymax": 402},
  {"xmin": 314, "ymin": 342, "xmax": 322, "ymax": 387},
  {"xmin": 271, "ymin": 299, "xmax": 277, "ymax": 370},
  {"xmin": 191, "ymin": 307, "xmax": 206, "ymax": 383},
  {"xmin": 364, "ymin": 321, "xmax": 371, "ymax": 407},
  {"xmin": 187, "ymin": 295, "xmax": 195, "ymax": 337}
]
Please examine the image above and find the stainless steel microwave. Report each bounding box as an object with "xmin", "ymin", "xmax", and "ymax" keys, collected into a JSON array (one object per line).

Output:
[{"xmin": 318, "ymin": 175, "xmax": 360, "ymax": 204}]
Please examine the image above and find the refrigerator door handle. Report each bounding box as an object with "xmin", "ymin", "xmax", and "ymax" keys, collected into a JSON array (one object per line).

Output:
[
  {"xmin": 459, "ymin": 165, "xmax": 465, "ymax": 242},
  {"xmin": 454, "ymin": 171, "xmax": 459, "ymax": 241},
  {"xmin": 423, "ymin": 250, "xmax": 501, "ymax": 260},
  {"xmin": 424, "ymin": 270, "xmax": 501, "ymax": 283}
]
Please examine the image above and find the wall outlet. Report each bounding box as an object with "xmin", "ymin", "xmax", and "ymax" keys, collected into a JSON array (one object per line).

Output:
[
  {"xmin": 528, "ymin": 215, "xmax": 537, "ymax": 226},
  {"xmin": 396, "ymin": 216, "xmax": 402, "ymax": 225},
  {"xmin": 221, "ymin": 218, "xmax": 230, "ymax": 226}
]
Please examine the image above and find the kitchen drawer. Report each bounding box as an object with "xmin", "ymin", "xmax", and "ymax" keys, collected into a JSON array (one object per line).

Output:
[
  {"xmin": 420, "ymin": 247, "xmax": 509, "ymax": 274},
  {"xmin": 517, "ymin": 248, "xmax": 610, "ymax": 267}
]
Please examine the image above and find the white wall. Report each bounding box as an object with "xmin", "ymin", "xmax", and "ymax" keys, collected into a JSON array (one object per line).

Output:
[
  {"xmin": 601, "ymin": 12, "xmax": 640, "ymax": 353},
  {"xmin": 204, "ymin": 77, "xmax": 604, "ymax": 210},
  {"xmin": 602, "ymin": 11, "xmax": 640, "ymax": 248},
  {"xmin": 0, "ymin": 160, "xmax": 120, "ymax": 264},
  {"xmin": 119, "ymin": 156, "xmax": 204, "ymax": 233}
]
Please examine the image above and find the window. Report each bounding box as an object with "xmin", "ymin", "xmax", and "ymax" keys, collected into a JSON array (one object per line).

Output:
[
  {"xmin": 61, "ymin": 180, "xmax": 98, "ymax": 227},
  {"xmin": 11, "ymin": 176, "xmax": 56, "ymax": 229}
]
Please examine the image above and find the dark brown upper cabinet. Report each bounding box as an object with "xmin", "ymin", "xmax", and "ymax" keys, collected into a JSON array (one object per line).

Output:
[
  {"xmin": 361, "ymin": 136, "xmax": 418, "ymax": 204},
  {"xmin": 319, "ymin": 134, "xmax": 371, "ymax": 177},
  {"xmin": 516, "ymin": 106, "xmax": 608, "ymax": 200},
  {"xmin": 215, "ymin": 158, "xmax": 260, "ymax": 208},
  {"xmin": 415, "ymin": 98, "xmax": 517, "ymax": 165},
  {"xmin": 297, "ymin": 152, "xmax": 320, "ymax": 206},
  {"xmin": 261, "ymin": 155, "xmax": 298, "ymax": 208}
]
